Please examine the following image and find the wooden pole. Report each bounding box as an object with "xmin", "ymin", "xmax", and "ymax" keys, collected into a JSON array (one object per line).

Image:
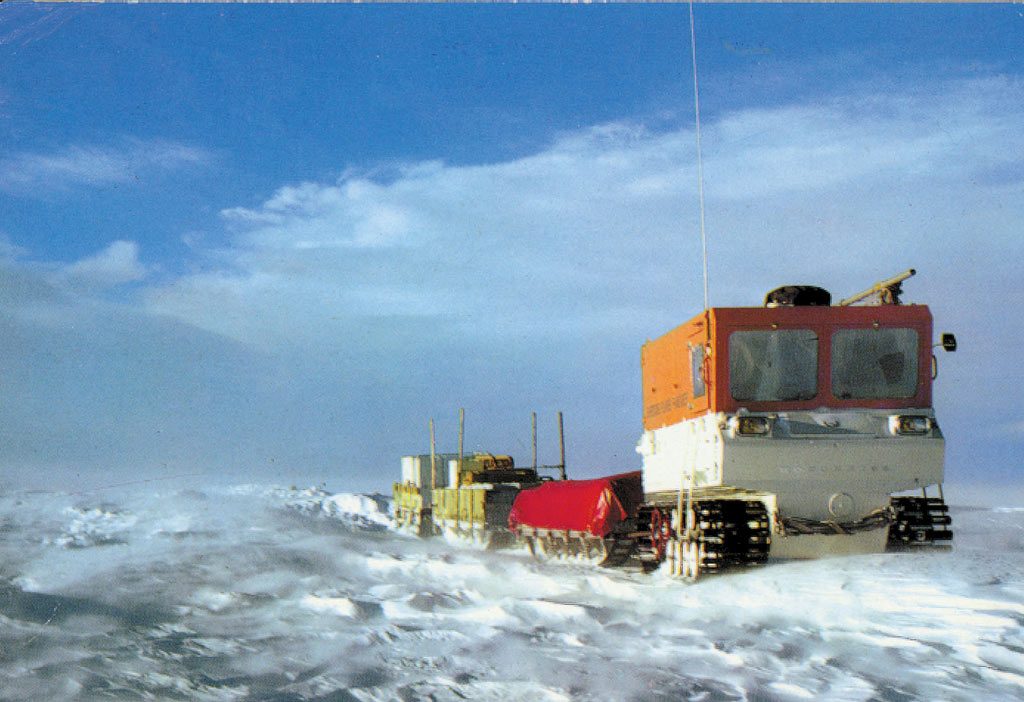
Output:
[
  {"xmin": 531, "ymin": 411, "xmax": 537, "ymax": 470},
  {"xmin": 457, "ymin": 408, "xmax": 464, "ymax": 531},
  {"xmin": 458, "ymin": 408, "xmax": 464, "ymax": 486},
  {"xmin": 429, "ymin": 418, "xmax": 436, "ymax": 491},
  {"xmin": 557, "ymin": 411, "xmax": 566, "ymax": 480}
]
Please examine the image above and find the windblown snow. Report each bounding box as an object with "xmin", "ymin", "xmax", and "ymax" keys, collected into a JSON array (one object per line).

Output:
[{"xmin": 2, "ymin": 482, "xmax": 1023, "ymax": 701}]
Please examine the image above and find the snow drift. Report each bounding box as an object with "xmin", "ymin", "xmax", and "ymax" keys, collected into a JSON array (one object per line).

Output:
[{"xmin": 1, "ymin": 481, "xmax": 1023, "ymax": 701}]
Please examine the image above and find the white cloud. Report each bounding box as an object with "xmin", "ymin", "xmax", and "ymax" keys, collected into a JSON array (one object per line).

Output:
[
  {"xmin": 221, "ymin": 171, "xmax": 426, "ymax": 251},
  {"xmin": 142, "ymin": 76, "xmax": 1024, "ymax": 361},
  {"xmin": 0, "ymin": 138, "xmax": 211, "ymax": 193},
  {"xmin": 703, "ymin": 80, "xmax": 1024, "ymax": 201},
  {"xmin": 61, "ymin": 240, "xmax": 148, "ymax": 288}
]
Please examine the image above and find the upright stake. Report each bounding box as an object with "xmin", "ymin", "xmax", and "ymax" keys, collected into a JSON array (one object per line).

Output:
[
  {"xmin": 429, "ymin": 418, "xmax": 437, "ymax": 491},
  {"xmin": 557, "ymin": 411, "xmax": 566, "ymax": 480},
  {"xmin": 531, "ymin": 411, "xmax": 538, "ymax": 470},
  {"xmin": 457, "ymin": 408, "xmax": 465, "ymax": 531},
  {"xmin": 457, "ymin": 408, "xmax": 464, "ymax": 488}
]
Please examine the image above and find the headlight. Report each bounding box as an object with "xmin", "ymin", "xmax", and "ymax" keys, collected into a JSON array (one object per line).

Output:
[
  {"xmin": 889, "ymin": 415, "xmax": 931, "ymax": 435},
  {"xmin": 732, "ymin": 416, "xmax": 771, "ymax": 436}
]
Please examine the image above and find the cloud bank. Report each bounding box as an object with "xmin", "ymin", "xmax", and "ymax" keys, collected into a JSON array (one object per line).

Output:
[
  {"xmin": 145, "ymin": 76, "xmax": 1023, "ymax": 342},
  {"xmin": 3, "ymin": 76, "xmax": 1023, "ymax": 488}
]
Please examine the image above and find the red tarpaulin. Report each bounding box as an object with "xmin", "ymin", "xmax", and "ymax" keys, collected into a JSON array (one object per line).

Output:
[{"xmin": 507, "ymin": 471, "xmax": 643, "ymax": 538}]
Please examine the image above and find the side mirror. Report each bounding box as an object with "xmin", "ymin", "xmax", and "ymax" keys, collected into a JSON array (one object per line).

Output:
[{"xmin": 941, "ymin": 333, "xmax": 957, "ymax": 352}]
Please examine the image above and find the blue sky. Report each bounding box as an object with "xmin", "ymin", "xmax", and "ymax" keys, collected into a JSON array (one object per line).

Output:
[{"xmin": 1, "ymin": 3, "xmax": 1022, "ymax": 493}]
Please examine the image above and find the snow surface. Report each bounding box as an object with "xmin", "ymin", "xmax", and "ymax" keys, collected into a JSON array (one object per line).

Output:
[{"xmin": 2, "ymin": 483, "xmax": 1024, "ymax": 701}]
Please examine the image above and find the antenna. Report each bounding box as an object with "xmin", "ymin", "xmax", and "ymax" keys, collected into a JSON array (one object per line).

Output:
[{"xmin": 689, "ymin": 2, "xmax": 709, "ymax": 310}]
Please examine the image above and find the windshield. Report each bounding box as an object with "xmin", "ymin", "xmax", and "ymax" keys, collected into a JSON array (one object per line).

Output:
[
  {"xmin": 831, "ymin": 328, "xmax": 919, "ymax": 399},
  {"xmin": 729, "ymin": 329, "xmax": 819, "ymax": 402}
]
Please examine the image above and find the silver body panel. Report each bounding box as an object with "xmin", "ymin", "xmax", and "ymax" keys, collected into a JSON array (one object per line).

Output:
[{"xmin": 637, "ymin": 408, "xmax": 945, "ymax": 557}]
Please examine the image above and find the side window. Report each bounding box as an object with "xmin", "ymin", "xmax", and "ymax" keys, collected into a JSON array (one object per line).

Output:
[
  {"xmin": 689, "ymin": 343, "xmax": 706, "ymax": 398},
  {"xmin": 831, "ymin": 328, "xmax": 919, "ymax": 399},
  {"xmin": 728, "ymin": 329, "xmax": 819, "ymax": 402}
]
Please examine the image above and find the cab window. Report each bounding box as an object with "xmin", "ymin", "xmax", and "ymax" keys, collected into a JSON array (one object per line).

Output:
[
  {"xmin": 831, "ymin": 328, "xmax": 919, "ymax": 399},
  {"xmin": 690, "ymin": 343, "xmax": 706, "ymax": 398},
  {"xmin": 728, "ymin": 329, "xmax": 818, "ymax": 402}
]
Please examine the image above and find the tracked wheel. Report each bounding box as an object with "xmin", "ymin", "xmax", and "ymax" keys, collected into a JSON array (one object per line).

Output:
[
  {"xmin": 650, "ymin": 508, "xmax": 672, "ymax": 562},
  {"xmin": 692, "ymin": 499, "xmax": 771, "ymax": 573},
  {"xmin": 635, "ymin": 498, "xmax": 770, "ymax": 578},
  {"xmin": 680, "ymin": 538, "xmax": 702, "ymax": 580},
  {"xmin": 887, "ymin": 496, "xmax": 953, "ymax": 550}
]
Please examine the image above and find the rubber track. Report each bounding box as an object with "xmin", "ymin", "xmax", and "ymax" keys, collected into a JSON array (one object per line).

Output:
[
  {"xmin": 695, "ymin": 499, "xmax": 771, "ymax": 572},
  {"xmin": 634, "ymin": 499, "xmax": 771, "ymax": 573},
  {"xmin": 887, "ymin": 496, "xmax": 953, "ymax": 550}
]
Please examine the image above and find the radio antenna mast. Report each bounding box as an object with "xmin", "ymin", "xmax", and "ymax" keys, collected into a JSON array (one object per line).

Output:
[{"xmin": 688, "ymin": 2, "xmax": 709, "ymax": 310}]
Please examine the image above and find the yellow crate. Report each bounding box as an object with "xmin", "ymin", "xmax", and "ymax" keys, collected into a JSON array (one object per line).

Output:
[
  {"xmin": 393, "ymin": 482, "xmax": 426, "ymax": 513},
  {"xmin": 432, "ymin": 485, "xmax": 523, "ymax": 528},
  {"xmin": 456, "ymin": 489, "xmax": 484, "ymax": 523}
]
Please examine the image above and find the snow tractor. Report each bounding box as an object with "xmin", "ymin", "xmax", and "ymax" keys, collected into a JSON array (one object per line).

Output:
[
  {"xmin": 399, "ymin": 270, "xmax": 957, "ymax": 578},
  {"xmin": 628, "ymin": 269, "xmax": 956, "ymax": 576}
]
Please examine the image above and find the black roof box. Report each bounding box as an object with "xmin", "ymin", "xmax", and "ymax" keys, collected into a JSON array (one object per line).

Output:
[{"xmin": 764, "ymin": 285, "xmax": 831, "ymax": 307}]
